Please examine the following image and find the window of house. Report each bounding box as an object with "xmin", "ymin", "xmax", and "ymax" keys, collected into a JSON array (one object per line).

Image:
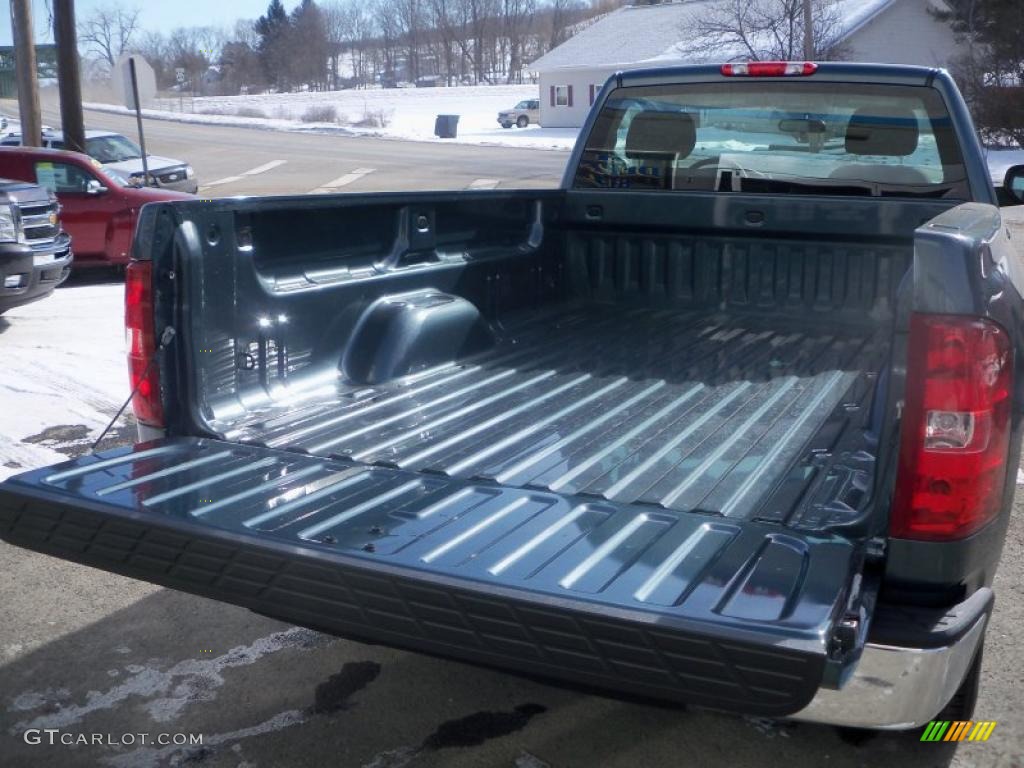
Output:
[{"xmin": 554, "ymin": 85, "xmax": 571, "ymax": 107}]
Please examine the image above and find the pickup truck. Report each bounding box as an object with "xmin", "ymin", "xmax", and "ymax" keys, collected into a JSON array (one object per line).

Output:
[
  {"xmin": 0, "ymin": 147, "xmax": 191, "ymax": 268},
  {"xmin": 0, "ymin": 177, "xmax": 72, "ymax": 314},
  {"xmin": 2, "ymin": 63, "xmax": 1023, "ymax": 732}
]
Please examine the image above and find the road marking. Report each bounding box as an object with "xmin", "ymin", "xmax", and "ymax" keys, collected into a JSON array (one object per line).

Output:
[
  {"xmin": 200, "ymin": 160, "xmax": 287, "ymax": 189},
  {"xmin": 200, "ymin": 175, "xmax": 243, "ymax": 189},
  {"xmin": 467, "ymin": 178, "xmax": 500, "ymax": 189},
  {"xmin": 308, "ymin": 167, "xmax": 376, "ymax": 194},
  {"xmin": 243, "ymin": 159, "xmax": 286, "ymax": 175}
]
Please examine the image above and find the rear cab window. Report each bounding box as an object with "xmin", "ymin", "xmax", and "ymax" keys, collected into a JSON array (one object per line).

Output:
[{"xmin": 574, "ymin": 81, "xmax": 968, "ymax": 199}]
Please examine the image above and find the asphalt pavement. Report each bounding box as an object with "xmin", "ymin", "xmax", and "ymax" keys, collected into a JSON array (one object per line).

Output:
[{"xmin": 0, "ymin": 115, "xmax": 1023, "ymax": 768}]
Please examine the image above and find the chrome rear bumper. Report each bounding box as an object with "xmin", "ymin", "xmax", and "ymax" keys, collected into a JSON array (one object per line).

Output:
[{"xmin": 793, "ymin": 592, "xmax": 990, "ymax": 730}]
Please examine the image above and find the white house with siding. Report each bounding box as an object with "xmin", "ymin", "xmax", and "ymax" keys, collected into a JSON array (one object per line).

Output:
[{"xmin": 529, "ymin": 0, "xmax": 962, "ymax": 128}]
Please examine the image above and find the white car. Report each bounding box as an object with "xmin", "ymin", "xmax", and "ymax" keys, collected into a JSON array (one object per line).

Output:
[
  {"xmin": 0, "ymin": 129, "xmax": 198, "ymax": 194},
  {"xmin": 497, "ymin": 99, "xmax": 540, "ymax": 129}
]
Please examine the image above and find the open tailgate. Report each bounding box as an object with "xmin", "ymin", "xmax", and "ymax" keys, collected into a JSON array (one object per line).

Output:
[{"xmin": 0, "ymin": 437, "xmax": 869, "ymax": 716}]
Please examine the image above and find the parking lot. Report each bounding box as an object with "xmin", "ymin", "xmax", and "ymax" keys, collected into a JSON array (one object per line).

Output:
[{"xmin": 1, "ymin": 109, "xmax": 1024, "ymax": 768}]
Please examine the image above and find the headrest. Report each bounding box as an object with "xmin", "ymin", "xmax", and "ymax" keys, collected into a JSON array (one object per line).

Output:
[
  {"xmin": 845, "ymin": 106, "xmax": 919, "ymax": 156},
  {"xmin": 625, "ymin": 110, "xmax": 697, "ymax": 159}
]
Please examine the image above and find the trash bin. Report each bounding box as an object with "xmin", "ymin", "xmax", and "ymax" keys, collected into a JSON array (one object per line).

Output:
[{"xmin": 434, "ymin": 114, "xmax": 459, "ymax": 139}]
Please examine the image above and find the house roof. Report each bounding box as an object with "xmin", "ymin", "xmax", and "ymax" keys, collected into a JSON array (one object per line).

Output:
[{"xmin": 529, "ymin": 0, "xmax": 917, "ymax": 72}]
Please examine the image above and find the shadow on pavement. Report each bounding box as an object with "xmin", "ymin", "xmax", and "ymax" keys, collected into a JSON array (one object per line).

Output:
[
  {"xmin": 0, "ymin": 582, "xmax": 963, "ymax": 768},
  {"xmin": 61, "ymin": 266, "xmax": 123, "ymax": 287}
]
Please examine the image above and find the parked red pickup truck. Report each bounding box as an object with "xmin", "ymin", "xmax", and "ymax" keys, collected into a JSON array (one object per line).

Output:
[{"xmin": 0, "ymin": 147, "xmax": 191, "ymax": 268}]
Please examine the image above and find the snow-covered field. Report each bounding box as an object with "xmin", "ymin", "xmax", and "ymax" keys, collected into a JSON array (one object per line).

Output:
[
  {"xmin": 0, "ymin": 281, "xmax": 130, "ymax": 482},
  {"xmin": 85, "ymin": 85, "xmax": 579, "ymax": 151}
]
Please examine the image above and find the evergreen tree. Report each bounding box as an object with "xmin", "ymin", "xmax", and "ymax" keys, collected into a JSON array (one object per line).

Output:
[
  {"xmin": 291, "ymin": 0, "xmax": 330, "ymax": 90},
  {"xmin": 937, "ymin": 0, "xmax": 1024, "ymax": 144},
  {"xmin": 255, "ymin": 0, "xmax": 292, "ymax": 91}
]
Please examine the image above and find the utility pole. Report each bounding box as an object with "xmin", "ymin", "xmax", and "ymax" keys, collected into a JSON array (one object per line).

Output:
[
  {"xmin": 10, "ymin": 0, "xmax": 42, "ymax": 146},
  {"xmin": 802, "ymin": 0, "xmax": 815, "ymax": 59},
  {"xmin": 54, "ymin": 0, "xmax": 85, "ymax": 154}
]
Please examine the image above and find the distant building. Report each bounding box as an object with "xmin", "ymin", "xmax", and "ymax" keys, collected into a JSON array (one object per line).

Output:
[{"xmin": 529, "ymin": 0, "xmax": 961, "ymax": 128}]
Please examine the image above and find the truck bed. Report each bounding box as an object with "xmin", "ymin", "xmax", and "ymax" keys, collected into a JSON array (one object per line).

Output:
[
  {"xmin": 3, "ymin": 64, "xmax": 1012, "ymax": 728},
  {"xmin": 1, "ymin": 190, "xmax": 922, "ymax": 719},
  {"xmin": 215, "ymin": 302, "xmax": 885, "ymax": 527}
]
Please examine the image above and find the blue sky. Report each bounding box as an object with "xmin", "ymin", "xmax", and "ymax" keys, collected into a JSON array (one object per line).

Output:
[{"xmin": 0, "ymin": 0, "xmax": 292, "ymax": 46}]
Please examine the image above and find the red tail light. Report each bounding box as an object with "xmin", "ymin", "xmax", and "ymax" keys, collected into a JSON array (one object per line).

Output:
[
  {"xmin": 125, "ymin": 260, "xmax": 164, "ymax": 427},
  {"xmin": 721, "ymin": 62, "xmax": 818, "ymax": 77},
  {"xmin": 891, "ymin": 314, "xmax": 1012, "ymax": 541}
]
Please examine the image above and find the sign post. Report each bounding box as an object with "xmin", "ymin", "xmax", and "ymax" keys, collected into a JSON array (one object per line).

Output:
[
  {"xmin": 176, "ymin": 68, "xmax": 185, "ymax": 112},
  {"xmin": 113, "ymin": 54, "xmax": 155, "ymax": 186},
  {"xmin": 128, "ymin": 57, "xmax": 150, "ymax": 186}
]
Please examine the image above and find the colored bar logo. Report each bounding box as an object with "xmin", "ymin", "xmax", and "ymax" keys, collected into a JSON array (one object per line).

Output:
[{"xmin": 921, "ymin": 721, "xmax": 997, "ymax": 742}]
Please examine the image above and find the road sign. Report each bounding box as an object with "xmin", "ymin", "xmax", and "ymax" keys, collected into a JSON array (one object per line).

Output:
[
  {"xmin": 175, "ymin": 67, "xmax": 185, "ymax": 84},
  {"xmin": 110, "ymin": 55, "xmax": 153, "ymax": 186},
  {"xmin": 111, "ymin": 54, "xmax": 155, "ymax": 110}
]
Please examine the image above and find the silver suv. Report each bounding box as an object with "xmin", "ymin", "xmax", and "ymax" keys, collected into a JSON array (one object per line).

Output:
[
  {"xmin": 1, "ymin": 129, "xmax": 198, "ymax": 194},
  {"xmin": 497, "ymin": 99, "xmax": 540, "ymax": 129}
]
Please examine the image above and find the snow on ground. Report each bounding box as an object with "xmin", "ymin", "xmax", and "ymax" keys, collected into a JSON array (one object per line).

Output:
[
  {"xmin": 85, "ymin": 85, "xmax": 580, "ymax": 151},
  {"xmin": 0, "ymin": 279, "xmax": 130, "ymax": 482}
]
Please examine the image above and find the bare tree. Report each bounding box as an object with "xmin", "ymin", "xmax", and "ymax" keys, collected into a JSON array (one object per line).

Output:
[
  {"xmin": 323, "ymin": 1, "xmax": 347, "ymax": 87},
  {"xmin": 503, "ymin": 0, "xmax": 536, "ymax": 83},
  {"xmin": 133, "ymin": 31, "xmax": 169, "ymax": 85},
  {"xmin": 454, "ymin": 0, "xmax": 499, "ymax": 83},
  {"xmin": 213, "ymin": 18, "xmax": 264, "ymax": 94},
  {"xmin": 677, "ymin": 0, "xmax": 848, "ymax": 62},
  {"xmin": 162, "ymin": 26, "xmax": 225, "ymax": 94},
  {"xmin": 395, "ymin": 0, "xmax": 426, "ymax": 81},
  {"xmin": 343, "ymin": 1, "xmax": 375, "ymax": 86},
  {"xmin": 544, "ymin": 0, "xmax": 582, "ymax": 53},
  {"xmin": 78, "ymin": 2, "xmax": 142, "ymax": 69},
  {"xmin": 374, "ymin": 0, "xmax": 401, "ymax": 79},
  {"xmin": 231, "ymin": 17, "xmax": 260, "ymax": 49},
  {"xmin": 430, "ymin": 0, "xmax": 460, "ymax": 84}
]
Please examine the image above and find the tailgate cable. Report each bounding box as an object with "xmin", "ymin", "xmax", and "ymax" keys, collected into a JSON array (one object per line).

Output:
[{"xmin": 91, "ymin": 327, "xmax": 176, "ymax": 451}]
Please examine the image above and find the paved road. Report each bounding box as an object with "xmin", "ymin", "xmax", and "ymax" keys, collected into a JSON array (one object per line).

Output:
[
  {"xmin": 0, "ymin": 113, "xmax": 1023, "ymax": 766},
  {"xmin": 22, "ymin": 103, "xmax": 569, "ymax": 196}
]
